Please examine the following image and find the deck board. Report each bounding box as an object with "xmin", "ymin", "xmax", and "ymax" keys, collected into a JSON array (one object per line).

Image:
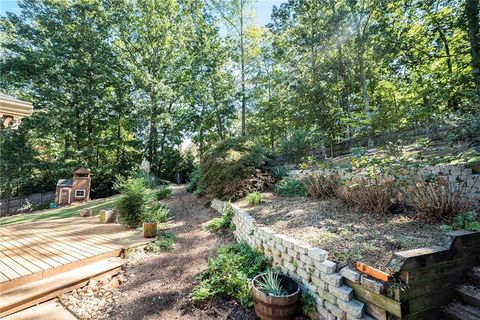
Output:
[{"xmin": 0, "ymin": 215, "xmax": 150, "ymax": 290}]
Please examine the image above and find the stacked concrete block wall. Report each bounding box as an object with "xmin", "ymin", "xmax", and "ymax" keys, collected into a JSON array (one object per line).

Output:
[
  {"xmin": 211, "ymin": 199, "xmax": 371, "ymax": 320},
  {"xmin": 211, "ymin": 200, "xmax": 480, "ymax": 319}
]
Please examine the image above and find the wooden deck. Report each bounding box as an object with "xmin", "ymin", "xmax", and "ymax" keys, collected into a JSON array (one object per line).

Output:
[{"xmin": 0, "ymin": 216, "xmax": 150, "ymax": 292}]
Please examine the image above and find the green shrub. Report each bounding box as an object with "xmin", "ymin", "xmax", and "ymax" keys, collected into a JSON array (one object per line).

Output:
[
  {"xmin": 205, "ymin": 203, "xmax": 234, "ymax": 234},
  {"xmin": 145, "ymin": 231, "xmax": 176, "ymax": 252},
  {"xmin": 114, "ymin": 177, "xmax": 150, "ymax": 228},
  {"xmin": 246, "ymin": 192, "xmax": 263, "ymax": 206},
  {"xmin": 199, "ymin": 137, "xmax": 276, "ymax": 199},
  {"xmin": 441, "ymin": 211, "xmax": 480, "ymax": 232},
  {"xmin": 275, "ymin": 177, "xmax": 309, "ymax": 197},
  {"xmin": 142, "ymin": 203, "xmax": 170, "ymax": 223},
  {"xmin": 191, "ymin": 242, "xmax": 269, "ymax": 307},
  {"xmin": 186, "ymin": 167, "xmax": 201, "ymax": 193},
  {"xmin": 155, "ymin": 186, "xmax": 172, "ymax": 200},
  {"xmin": 270, "ymin": 165, "xmax": 288, "ymax": 180},
  {"xmin": 193, "ymin": 187, "xmax": 205, "ymax": 197},
  {"xmin": 300, "ymin": 291, "xmax": 316, "ymax": 316},
  {"xmin": 280, "ymin": 129, "xmax": 316, "ymax": 164}
]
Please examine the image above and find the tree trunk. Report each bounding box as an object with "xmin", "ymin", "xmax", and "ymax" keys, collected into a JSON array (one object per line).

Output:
[
  {"xmin": 466, "ymin": 0, "xmax": 480, "ymax": 98},
  {"xmin": 240, "ymin": 0, "xmax": 246, "ymax": 136}
]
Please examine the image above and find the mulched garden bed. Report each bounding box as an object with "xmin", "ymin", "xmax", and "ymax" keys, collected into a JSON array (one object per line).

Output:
[{"xmin": 235, "ymin": 192, "xmax": 446, "ymax": 270}]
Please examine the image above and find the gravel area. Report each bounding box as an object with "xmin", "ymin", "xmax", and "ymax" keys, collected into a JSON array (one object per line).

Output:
[{"xmin": 235, "ymin": 192, "xmax": 446, "ymax": 270}]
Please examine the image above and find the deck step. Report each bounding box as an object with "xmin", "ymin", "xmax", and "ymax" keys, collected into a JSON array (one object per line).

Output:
[
  {"xmin": 442, "ymin": 302, "xmax": 480, "ymax": 320},
  {"xmin": 470, "ymin": 267, "xmax": 480, "ymax": 287},
  {"xmin": 456, "ymin": 285, "xmax": 480, "ymax": 308},
  {"xmin": 0, "ymin": 257, "xmax": 126, "ymax": 318}
]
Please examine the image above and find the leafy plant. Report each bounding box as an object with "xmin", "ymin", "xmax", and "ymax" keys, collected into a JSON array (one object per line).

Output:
[
  {"xmin": 191, "ymin": 242, "xmax": 269, "ymax": 307},
  {"xmin": 205, "ymin": 203, "xmax": 235, "ymax": 234},
  {"xmin": 155, "ymin": 186, "xmax": 172, "ymax": 200},
  {"xmin": 254, "ymin": 269, "xmax": 288, "ymax": 296},
  {"xmin": 300, "ymin": 291, "xmax": 316, "ymax": 316},
  {"xmin": 186, "ymin": 166, "xmax": 201, "ymax": 193},
  {"xmin": 302, "ymin": 171, "xmax": 339, "ymax": 198},
  {"xmin": 193, "ymin": 187, "xmax": 205, "ymax": 197},
  {"xmin": 275, "ymin": 177, "xmax": 309, "ymax": 197},
  {"xmin": 142, "ymin": 203, "xmax": 170, "ymax": 223},
  {"xmin": 270, "ymin": 165, "xmax": 288, "ymax": 180},
  {"xmin": 114, "ymin": 177, "xmax": 150, "ymax": 228},
  {"xmin": 441, "ymin": 211, "xmax": 480, "ymax": 232},
  {"xmin": 145, "ymin": 231, "xmax": 177, "ymax": 252},
  {"xmin": 246, "ymin": 191, "xmax": 263, "ymax": 206}
]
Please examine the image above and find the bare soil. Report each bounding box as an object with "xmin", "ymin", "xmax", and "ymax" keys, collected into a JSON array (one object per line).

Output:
[
  {"xmin": 103, "ymin": 186, "xmax": 257, "ymax": 320},
  {"xmin": 235, "ymin": 192, "xmax": 445, "ymax": 270}
]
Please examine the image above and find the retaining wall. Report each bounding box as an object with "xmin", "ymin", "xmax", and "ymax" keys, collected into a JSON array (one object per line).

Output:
[
  {"xmin": 211, "ymin": 199, "xmax": 480, "ymax": 320},
  {"xmin": 212, "ymin": 199, "xmax": 371, "ymax": 320}
]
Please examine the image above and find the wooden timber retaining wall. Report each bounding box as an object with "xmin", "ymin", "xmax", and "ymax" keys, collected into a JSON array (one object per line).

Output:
[{"xmin": 211, "ymin": 200, "xmax": 480, "ymax": 319}]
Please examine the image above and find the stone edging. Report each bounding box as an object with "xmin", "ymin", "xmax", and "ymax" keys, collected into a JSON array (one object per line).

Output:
[{"xmin": 211, "ymin": 199, "xmax": 371, "ymax": 320}]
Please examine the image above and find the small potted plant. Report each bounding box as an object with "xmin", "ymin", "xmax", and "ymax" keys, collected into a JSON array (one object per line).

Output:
[{"xmin": 252, "ymin": 269, "xmax": 300, "ymax": 320}]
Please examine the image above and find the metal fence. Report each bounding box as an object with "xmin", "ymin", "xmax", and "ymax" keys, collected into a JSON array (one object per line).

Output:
[{"xmin": 0, "ymin": 191, "xmax": 55, "ymax": 217}]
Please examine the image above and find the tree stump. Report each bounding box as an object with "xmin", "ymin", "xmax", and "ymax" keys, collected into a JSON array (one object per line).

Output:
[
  {"xmin": 99, "ymin": 209, "xmax": 117, "ymax": 223},
  {"xmin": 79, "ymin": 208, "xmax": 92, "ymax": 217},
  {"xmin": 142, "ymin": 222, "xmax": 157, "ymax": 238}
]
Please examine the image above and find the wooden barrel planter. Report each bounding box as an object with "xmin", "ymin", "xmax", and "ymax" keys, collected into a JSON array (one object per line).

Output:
[
  {"xmin": 99, "ymin": 209, "xmax": 117, "ymax": 224},
  {"xmin": 252, "ymin": 273, "xmax": 300, "ymax": 320},
  {"xmin": 142, "ymin": 222, "xmax": 157, "ymax": 238}
]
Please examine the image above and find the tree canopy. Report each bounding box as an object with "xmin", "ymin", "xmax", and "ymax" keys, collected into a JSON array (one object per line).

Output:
[{"xmin": 0, "ymin": 0, "xmax": 478, "ymax": 198}]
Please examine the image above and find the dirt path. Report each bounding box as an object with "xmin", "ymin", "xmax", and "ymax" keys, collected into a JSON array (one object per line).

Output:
[{"xmin": 105, "ymin": 186, "xmax": 241, "ymax": 320}]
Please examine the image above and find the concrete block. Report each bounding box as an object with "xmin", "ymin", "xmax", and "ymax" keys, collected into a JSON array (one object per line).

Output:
[
  {"xmin": 328, "ymin": 285, "xmax": 353, "ymax": 301},
  {"xmin": 340, "ymin": 267, "xmax": 361, "ymax": 283},
  {"xmin": 325, "ymin": 301, "xmax": 346, "ymax": 319},
  {"xmin": 315, "ymin": 260, "xmax": 337, "ymax": 274},
  {"xmin": 360, "ymin": 276, "xmax": 385, "ymax": 294},
  {"xmin": 300, "ymin": 253, "xmax": 314, "ymax": 265},
  {"xmin": 308, "ymin": 247, "xmax": 328, "ymax": 262},
  {"xmin": 321, "ymin": 272, "xmax": 343, "ymax": 287},
  {"xmin": 337, "ymin": 299, "xmax": 365, "ymax": 318}
]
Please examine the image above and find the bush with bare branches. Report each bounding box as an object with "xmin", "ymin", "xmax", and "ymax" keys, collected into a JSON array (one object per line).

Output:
[
  {"xmin": 335, "ymin": 175, "xmax": 397, "ymax": 214},
  {"xmin": 402, "ymin": 173, "xmax": 476, "ymax": 221},
  {"xmin": 302, "ymin": 171, "xmax": 339, "ymax": 198}
]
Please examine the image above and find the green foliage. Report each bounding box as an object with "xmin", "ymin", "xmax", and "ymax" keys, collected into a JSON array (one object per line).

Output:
[
  {"xmin": 191, "ymin": 242, "xmax": 269, "ymax": 307},
  {"xmin": 114, "ymin": 177, "xmax": 150, "ymax": 228},
  {"xmin": 205, "ymin": 203, "xmax": 235, "ymax": 234},
  {"xmin": 199, "ymin": 138, "xmax": 275, "ymax": 199},
  {"xmin": 145, "ymin": 231, "xmax": 176, "ymax": 253},
  {"xmin": 246, "ymin": 192, "xmax": 263, "ymax": 206},
  {"xmin": 441, "ymin": 211, "xmax": 480, "ymax": 232},
  {"xmin": 300, "ymin": 291, "xmax": 316, "ymax": 316},
  {"xmin": 280, "ymin": 129, "xmax": 317, "ymax": 164},
  {"xmin": 142, "ymin": 203, "xmax": 170, "ymax": 223},
  {"xmin": 193, "ymin": 187, "xmax": 205, "ymax": 197},
  {"xmin": 254, "ymin": 269, "xmax": 288, "ymax": 296},
  {"xmin": 155, "ymin": 187, "xmax": 172, "ymax": 200},
  {"xmin": 275, "ymin": 177, "xmax": 309, "ymax": 197},
  {"xmin": 270, "ymin": 165, "xmax": 288, "ymax": 180},
  {"xmin": 186, "ymin": 167, "xmax": 201, "ymax": 193}
]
